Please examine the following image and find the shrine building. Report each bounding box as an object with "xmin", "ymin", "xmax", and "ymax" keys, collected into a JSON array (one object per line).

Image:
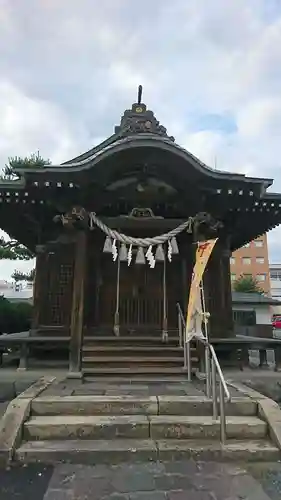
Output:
[{"xmin": 1, "ymin": 87, "xmax": 281, "ymax": 377}]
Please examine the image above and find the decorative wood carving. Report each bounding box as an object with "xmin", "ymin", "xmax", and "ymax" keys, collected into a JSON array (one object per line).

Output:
[
  {"xmin": 193, "ymin": 212, "xmax": 223, "ymax": 240},
  {"xmin": 53, "ymin": 206, "xmax": 88, "ymax": 229}
]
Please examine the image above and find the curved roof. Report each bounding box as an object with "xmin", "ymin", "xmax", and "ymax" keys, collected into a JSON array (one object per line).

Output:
[
  {"xmin": 13, "ymin": 97, "xmax": 273, "ymax": 189},
  {"xmin": 0, "ymin": 92, "xmax": 281, "ymax": 252}
]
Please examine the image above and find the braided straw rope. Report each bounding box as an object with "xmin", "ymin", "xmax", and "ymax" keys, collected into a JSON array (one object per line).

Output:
[{"xmin": 89, "ymin": 212, "xmax": 193, "ymax": 247}]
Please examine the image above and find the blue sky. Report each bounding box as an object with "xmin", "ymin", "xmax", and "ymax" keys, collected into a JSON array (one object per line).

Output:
[{"xmin": 0, "ymin": 0, "xmax": 281, "ymax": 279}]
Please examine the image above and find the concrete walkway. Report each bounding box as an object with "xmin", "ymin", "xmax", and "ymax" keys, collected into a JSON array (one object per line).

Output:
[{"xmin": 1, "ymin": 460, "xmax": 281, "ymax": 499}]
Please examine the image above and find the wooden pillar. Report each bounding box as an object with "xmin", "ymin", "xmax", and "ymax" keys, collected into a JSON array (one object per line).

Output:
[
  {"xmin": 208, "ymin": 239, "xmax": 233, "ymax": 339},
  {"xmin": 221, "ymin": 244, "xmax": 234, "ymax": 337},
  {"xmin": 30, "ymin": 248, "xmax": 47, "ymax": 336},
  {"xmin": 68, "ymin": 230, "xmax": 87, "ymax": 379},
  {"xmin": 181, "ymin": 256, "xmax": 188, "ymax": 309}
]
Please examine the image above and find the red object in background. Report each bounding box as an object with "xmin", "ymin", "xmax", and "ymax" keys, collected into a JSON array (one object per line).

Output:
[{"xmin": 272, "ymin": 315, "xmax": 281, "ymax": 329}]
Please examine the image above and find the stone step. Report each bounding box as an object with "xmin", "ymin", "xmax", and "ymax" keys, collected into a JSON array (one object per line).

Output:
[
  {"xmin": 23, "ymin": 415, "xmax": 267, "ymax": 441},
  {"xmin": 31, "ymin": 395, "xmax": 257, "ymax": 417},
  {"xmin": 81, "ymin": 367, "xmax": 192, "ymax": 376},
  {"xmin": 149, "ymin": 415, "xmax": 267, "ymax": 440},
  {"xmin": 15, "ymin": 438, "xmax": 280, "ymax": 464}
]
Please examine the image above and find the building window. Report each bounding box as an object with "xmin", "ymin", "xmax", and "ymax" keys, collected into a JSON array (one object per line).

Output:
[
  {"xmin": 233, "ymin": 310, "xmax": 256, "ymax": 326},
  {"xmin": 254, "ymin": 240, "xmax": 263, "ymax": 247},
  {"xmin": 242, "ymin": 257, "xmax": 251, "ymax": 265},
  {"xmin": 230, "ymin": 257, "xmax": 235, "ymax": 265},
  {"xmin": 256, "ymin": 274, "xmax": 266, "ymax": 282},
  {"xmin": 231, "ymin": 273, "xmax": 236, "ymax": 281},
  {"xmin": 256, "ymin": 257, "xmax": 264, "ymax": 264},
  {"xmin": 270, "ymin": 271, "xmax": 281, "ymax": 281}
]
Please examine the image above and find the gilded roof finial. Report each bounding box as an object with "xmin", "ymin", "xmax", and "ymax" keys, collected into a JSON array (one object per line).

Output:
[{"xmin": 137, "ymin": 85, "xmax": 143, "ymax": 104}]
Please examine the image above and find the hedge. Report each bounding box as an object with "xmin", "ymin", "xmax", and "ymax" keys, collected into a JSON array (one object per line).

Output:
[{"xmin": 0, "ymin": 296, "xmax": 32, "ymax": 333}]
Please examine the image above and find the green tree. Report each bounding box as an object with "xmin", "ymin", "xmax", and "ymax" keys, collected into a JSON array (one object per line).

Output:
[
  {"xmin": 0, "ymin": 153, "xmax": 51, "ymax": 260},
  {"xmin": 12, "ymin": 269, "xmax": 35, "ymax": 282},
  {"xmin": 2, "ymin": 151, "xmax": 51, "ymax": 180},
  {"xmin": 0, "ymin": 296, "xmax": 32, "ymax": 333},
  {"xmin": 0, "ymin": 238, "xmax": 34, "ymax": 260},
  {"xmin": 233, "ymin": 274, "xmax": 263, "ymax": 294}
]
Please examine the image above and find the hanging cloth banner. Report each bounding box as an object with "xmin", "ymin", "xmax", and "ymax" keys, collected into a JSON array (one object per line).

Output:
[{"xmin": 185, "ymin": 238, "xmax": 218, "ymax": 343}]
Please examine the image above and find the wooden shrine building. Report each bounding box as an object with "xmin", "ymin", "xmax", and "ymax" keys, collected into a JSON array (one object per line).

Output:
[{"xmin": 1, "ymin": 87, "xmax": 281, "ymax": 376}]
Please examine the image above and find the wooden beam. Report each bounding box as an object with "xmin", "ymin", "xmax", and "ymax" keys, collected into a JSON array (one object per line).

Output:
[{"xmin": 68, "ymin": 230, "xmax": 87, "ymax": 378}]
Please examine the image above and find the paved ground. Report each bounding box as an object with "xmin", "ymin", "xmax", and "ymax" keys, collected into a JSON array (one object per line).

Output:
[
  {"xmin": 36, "ymin": 376, "xmax": 245, "ymax": 399},
  {"xmin": 1, "ymin": 460, "xmax": 281, "ymax": 499}
]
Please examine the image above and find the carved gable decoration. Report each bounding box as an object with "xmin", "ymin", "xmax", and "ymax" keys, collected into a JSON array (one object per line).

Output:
[{"xmin": 115, "ymin": 86, "xmax": 175, "ymax": 142}]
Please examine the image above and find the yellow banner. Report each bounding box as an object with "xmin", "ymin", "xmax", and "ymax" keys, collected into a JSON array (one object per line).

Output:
[{"xmin": 185, "ymin": 239, "xmax": 218, "ymax": 341}]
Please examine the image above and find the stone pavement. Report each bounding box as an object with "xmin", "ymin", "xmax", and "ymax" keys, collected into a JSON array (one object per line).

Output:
[
  {"xmin": 1, "ymin": 460, "xmax": 281, "ymax": 499},
  {"xmin": 38, "ymin": 377, "xmax": 244, "ymax": 398}
]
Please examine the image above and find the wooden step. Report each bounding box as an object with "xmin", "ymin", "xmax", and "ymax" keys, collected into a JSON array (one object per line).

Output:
[
  {"xmin": 84, "ymin": 329, "xmax": 180, "ymax": 334},
  {"xmin": 82, "ymin": 360, "xmax": 190, "ymax": 369},
  {"xmin": 82, "ymin": 356, "xmax": 191, "ymax": 364},
  {"xmin": 82, "ymin": 367, "xmax": 191, "ymax": 376},
  {"xmin": 83, "ymin": 336, "xmax": 187, "ymax": 344},
  {"xmin": 82, "ymin": 345, "xmax": 190, "ymax": 352},
  {"xmin": 82, "ymin": 357, "xmax": 197, "ymax": 370}
]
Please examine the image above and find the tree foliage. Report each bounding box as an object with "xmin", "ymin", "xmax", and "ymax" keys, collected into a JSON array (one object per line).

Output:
[
  {"xmin": 0, "ymin": 153, "xmax": 51, "ymax": 261},
  {"xmin": 0, "ymin": 296, "xmax": 32, "ymax": 333},
  {"xmin": 11, "ymin": 269, "xmax": 35, "ymax": 282},
  {"xmin": 2, "ymin": 152, "xmax": 51, "ymax": 180},
  {"xmin": 233, "ymin": 274, "xmax": 263, "ymax": 294},
  {"xmin": 0, "ymin": 238, "xmax": 34, "ymax": 260}
]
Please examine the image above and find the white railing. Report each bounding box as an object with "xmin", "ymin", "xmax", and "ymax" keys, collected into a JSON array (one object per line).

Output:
[{"xmin": 176, "ymin": 303, "xmax": 231, "ymax": 443}]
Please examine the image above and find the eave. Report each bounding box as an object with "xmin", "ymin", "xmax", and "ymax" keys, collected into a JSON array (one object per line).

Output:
[{"xmin": 12, "ymin": 135, "xmax": 273, "ymax": 192}]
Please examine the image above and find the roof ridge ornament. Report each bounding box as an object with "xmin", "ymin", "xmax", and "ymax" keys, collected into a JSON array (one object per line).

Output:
[
  {"xmin": 137, "ymin": 84, "xmax": 142, "ymax": 105},
  {"xmin": 114, "ymin": 84, "xmax": 175, "ymax": 142}
]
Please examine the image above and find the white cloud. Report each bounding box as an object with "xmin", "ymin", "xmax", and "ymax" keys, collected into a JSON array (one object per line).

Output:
[
  {"xmin": 0, "ymin": 81, "xmax": 84, "ymax": 167},
  {"xmin": 182, "ymin": 131, "xmax": 224, "ymax": 168}
]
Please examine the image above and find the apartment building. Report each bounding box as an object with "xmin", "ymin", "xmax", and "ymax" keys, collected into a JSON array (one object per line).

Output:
[
  {"xmin": 230, "ymin": 234, "xmax": 270, "ymax": 294},
  {"xmin": 269, "ymin": 264, "xmax": 281, "ymax": 302}
]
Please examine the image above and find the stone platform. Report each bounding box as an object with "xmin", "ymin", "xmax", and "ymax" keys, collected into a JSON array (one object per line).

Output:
[
  {"xmin": 37, "ymin": 376, "xmax": 244, "ymax": 398},
  {"xmin": 0, "ymin": 375, "xmax": 275, "ymax": 465}
]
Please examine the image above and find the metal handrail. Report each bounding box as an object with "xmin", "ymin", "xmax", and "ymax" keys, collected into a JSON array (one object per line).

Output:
[
  {"xmin": 208, "ymin": 343, "xmax": 230, "ymax": 402},
  {"xmin": 176, "ymin": 302, "xmax": 230, "ymax": 443}
]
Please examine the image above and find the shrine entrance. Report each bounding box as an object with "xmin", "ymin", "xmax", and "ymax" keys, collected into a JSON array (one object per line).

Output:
[{"xmin": 98, "ymin": 253, "xmax": 182, "ymax": 332}]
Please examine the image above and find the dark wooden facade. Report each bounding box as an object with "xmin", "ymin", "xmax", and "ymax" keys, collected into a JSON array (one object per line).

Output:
[{"xmin": 1, "ymin": 92, "xmax": 281, "ymax": 374}]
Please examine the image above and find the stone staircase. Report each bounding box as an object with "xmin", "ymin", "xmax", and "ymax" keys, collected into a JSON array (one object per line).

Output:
[
  {"xmin": 15, "ymin": 384, "xmax": 280, "ymax": 464},
  {"xmin": 82, "ymin": 330, "xmax": 199, "ymax": 377}
]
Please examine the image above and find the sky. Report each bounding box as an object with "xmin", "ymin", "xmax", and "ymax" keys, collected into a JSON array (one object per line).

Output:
[{"xmin": 0, "ymin": 0, "xmax": 281, "ymax": 280}]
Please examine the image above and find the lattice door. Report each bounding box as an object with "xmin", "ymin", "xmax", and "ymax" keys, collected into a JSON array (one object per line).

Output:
[
  {"xmin": 40, "ymin": 246, "xmax": 74, "ymax": 326},
  {"xmin": 99, "ymin": 255, "xmax": 182, "ymax": 329}
]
